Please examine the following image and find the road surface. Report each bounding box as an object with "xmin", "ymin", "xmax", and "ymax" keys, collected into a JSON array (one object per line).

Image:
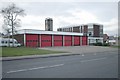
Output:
[{"xmin": 2, "ymin": 50, "xmax": 118, "ymax": 78}]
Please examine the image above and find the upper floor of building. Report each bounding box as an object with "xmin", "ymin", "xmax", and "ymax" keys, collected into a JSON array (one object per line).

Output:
[{"xmin": 57, "ymin": 23, "xmax": 103, "ymax": 37}]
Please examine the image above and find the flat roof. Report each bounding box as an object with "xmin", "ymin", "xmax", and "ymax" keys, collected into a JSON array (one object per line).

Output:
[
  {"xmin": 17, "ymin": 29, "xmax": 84, "ymax": 36},
  {"xmin": 88, "ymin": 37, "xmax": 103, "ymax": 39},
  {"xmin": 58, "ymin": 23, "xmax": 103, "ymax": 29}
]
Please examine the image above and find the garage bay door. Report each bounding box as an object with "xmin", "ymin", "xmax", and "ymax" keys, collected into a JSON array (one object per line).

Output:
[
  {"xmin": 54, "ymin": 35, "xmax": 63, "ymax": 46},
  {"xmin": 74, "ymin": 36, "xmax": 80, "ymax": 46},
  {"xmin": 64, "ymin": 35, "xmax": 72, "ymax": 46},
  {"xmin": 26, "ymin": 34, "xmax": 38, "ymax": 47},
  {"xmin": 41, "ymin": 34, "xmax": 52, "ymax": 47},
  {"xmin": 82, "ymin": 36, "xmax": 87, "ymax": 45}
]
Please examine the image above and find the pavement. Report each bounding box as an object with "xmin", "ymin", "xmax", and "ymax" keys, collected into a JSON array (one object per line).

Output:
[
  {"xmin": 1, "ymin": 46, "xmax": 118, "ymax": 61},
  {"xmin": 40, "ymin": 46, "xmax": 118, "ymax": 53},
  {"xmin": 2, "ymin": 50, "xmax": 118, "ymax": 78},
  {"xmin": 1, "ymin": 53, "xmax": 80, "ymax": 61}
]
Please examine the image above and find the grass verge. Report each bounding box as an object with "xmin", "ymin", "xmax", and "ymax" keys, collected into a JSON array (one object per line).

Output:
[
  {"xmin": 1, "ymin": 47, "xmax": 66, "ymax": 57},
  {"xmin": 111, "ymin": 46, "xmax": 120, "ymax": 48}
]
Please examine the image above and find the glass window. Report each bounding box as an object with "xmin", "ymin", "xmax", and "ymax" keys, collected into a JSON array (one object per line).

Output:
[
  {"xmin": 88, "ymin": 25, "xmax": 93, "ymax": 29},
  {"xmin": 2, "ymin": 41, "xmax": 4, "ymax": 43},
  {"xmin": 5, "ymin": 41, "xmax": 7, "ymax": 43},
  {"xmin": 15, "ymin": 41, "xmax": 17, "ymax": 44},
  {"xmin": 100, "ymin": 26, "xmax": 103, "ymax": 29},
  {"xmin": 10, "ymin": 41, "xmax": 13, "ymax": 43}
]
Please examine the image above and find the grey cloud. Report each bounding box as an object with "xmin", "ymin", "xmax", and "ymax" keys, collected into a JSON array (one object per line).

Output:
[
  {"xmin": 14, "ymin": 2, "xmax": 76, "ymax": 16},
  {"xmin": 0, "ymin": 2, "xmax": 118, "ymax": 36},
  {"xmin": 1, "ymin": 2, "xmax": 117, "ymax": 20}
]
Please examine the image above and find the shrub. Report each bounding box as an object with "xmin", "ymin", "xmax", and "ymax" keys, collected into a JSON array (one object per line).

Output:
[
  {"xmin": 93, "ymin": 42, "xmax": 103, "ymax": 46},
  {"xmin": 96, "ymin": 42, "xmax": 103, "ymax": 46},
  {"xmin": 103, "ymin": 43, "xmax": 110, "ymax": 46},
  {"xmin": 92, "ymin": 42, "xmax": 110, "ymax": 46}
]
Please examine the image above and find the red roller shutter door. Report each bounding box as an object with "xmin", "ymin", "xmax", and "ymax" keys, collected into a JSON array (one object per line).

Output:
[
  {"xmin": 26, "ymin": 34, "xmax": 38, "ymax": 47},
  {"xmin": 54, "ymin": 35, "xmax": 63, "ymax": 46},
  {"xmin": 82, "ymin": 36, "xmax": 87, "ymax": 45},
  {"xmin": 74, "ymin": 36, "xmax": 80, "ymax": 46},
  {"xmin": 64, "ymin": 36, "xmax": 72, "ymax": 46},
  {"xmin": 41, "ymin": 34, "xmax": 52, "ymax": 47}
]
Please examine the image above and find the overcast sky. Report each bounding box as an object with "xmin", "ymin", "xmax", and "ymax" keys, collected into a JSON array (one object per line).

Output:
[{"xmin": 0, "ymin": 1, "xmax": 118, "ymax": 36}]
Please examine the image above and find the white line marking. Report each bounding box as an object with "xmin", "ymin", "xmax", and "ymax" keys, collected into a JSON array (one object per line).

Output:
[
  {"xmin": 7, "ymin": 64, "xmax": 64, "ymax": 74},
  {"xmin": 80, "ymin": 57, "xmax": 106, "ymax": 63},
  {"xmin": 81, "ymin": 54, "xmax": 84, "ymax": 56},
  {"xmin": 94, "ymin": 53, "xmax": 96, "ymax": 55},
  {"xmin": 49, "ymin": 64, "xmax": 64, "ymax": 68}
]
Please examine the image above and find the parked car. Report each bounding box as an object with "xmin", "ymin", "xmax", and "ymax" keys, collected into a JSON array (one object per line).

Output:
[{"xmin": 0, "ymin": 38, "xmax": 21, "ymax": 47}]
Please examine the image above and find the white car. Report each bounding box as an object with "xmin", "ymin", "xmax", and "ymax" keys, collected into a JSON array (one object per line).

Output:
[{"xmin": 0, "ymin": 38, "xmax": 21, "ymax": 47}]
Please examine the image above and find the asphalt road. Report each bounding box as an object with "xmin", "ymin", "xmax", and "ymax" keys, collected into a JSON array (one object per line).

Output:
[{"xmin": 2, "ymin": 50, "xmax": 118, "ymax": 78}]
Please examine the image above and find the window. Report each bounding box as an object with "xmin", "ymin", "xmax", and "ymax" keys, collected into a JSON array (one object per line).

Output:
[
  {"xmin": 100, "ymin": 26, "xmax": 103, "ymax": 29},
  {"xmin": 66, "ymin": 40, "xmax": 71, "ymax": 42},
  {"xmin": 33, "ymin": 40, "xmax": 35, "ymax": 42},
  {"xmin": 10, "ymin": 41, "xmax": 13, "ymax": 43},
  {"xmin": 15, "ymin": 41, "xmax": 17, "ymax": 44},
  {"xmin": 89, "ymin": 32, "xmax": 92, "ymax": 36},
  {"xmin": 5, "ymin": 41, "xmax": 7, "ymax": 43},
  {"xmin": 1, "ymin": 41, "xmax": 4, "ymax": 43},
  {"xmin": 88, "ymin": 25, "xmax": 93, "ymax": 29},
  {"xmin": 54, "ymin": 40, "xmax": 62, "ymax": 42}
]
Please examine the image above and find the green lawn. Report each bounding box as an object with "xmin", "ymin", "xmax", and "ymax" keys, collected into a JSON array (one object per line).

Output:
[
  {"xmin": 111, "ymin": 46, "xmax": 120, "ymax": 48},
  {"xmin": 1, "ymin": 47, "xmax": 66, "ymax": 57}
]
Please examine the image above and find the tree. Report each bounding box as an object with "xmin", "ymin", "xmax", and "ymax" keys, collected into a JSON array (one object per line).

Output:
[
  {"xmin": 0, "ymin": 32, "xmax": 4, "ymax": 37},
  {"xmin": 0, "ymin": 3, "xmax": 26, "ymax": 47},
  {"xmin": 118, "ymin": 36, "xmax": 120, "ymax": 40}
]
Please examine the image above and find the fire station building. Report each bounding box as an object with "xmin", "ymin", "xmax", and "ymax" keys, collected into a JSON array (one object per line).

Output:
[{"xmin": 14, "ymin": 29, "xmax": 88, "ymax": 47}]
